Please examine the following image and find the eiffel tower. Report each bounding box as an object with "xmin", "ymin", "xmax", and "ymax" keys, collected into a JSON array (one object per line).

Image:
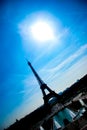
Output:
[{"xmin": 27, "ymin": 61, "xmax": 62, "ymax": 104}]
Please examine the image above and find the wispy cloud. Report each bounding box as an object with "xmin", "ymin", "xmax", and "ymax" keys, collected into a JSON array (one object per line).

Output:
[
  {"xmin": 53, "ymin": 55, "xmax": 87, "ymax": 92},
  {"xmin": 39, "ymin": 44, "xmax": 87, "ymax": 81}
]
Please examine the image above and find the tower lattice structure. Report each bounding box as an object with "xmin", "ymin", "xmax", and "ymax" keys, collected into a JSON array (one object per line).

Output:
[{"xmin": 27, "ymin": 61, "xmax": 62, "ymax": 104}]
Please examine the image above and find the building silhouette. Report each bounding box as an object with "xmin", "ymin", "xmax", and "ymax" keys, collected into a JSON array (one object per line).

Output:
[{"xmin": 27, "ymin": 61, "xmax": 62, "ymax": 104}]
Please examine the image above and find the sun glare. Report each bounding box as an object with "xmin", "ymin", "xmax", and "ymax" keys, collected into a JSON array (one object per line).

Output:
[
  {"xmin": 30, "ymin": 20, "xmax": 55, "ymax": 42},
  {"xmin": 18, "ymin": 12, "xmax": 61, "ymax": 47}
]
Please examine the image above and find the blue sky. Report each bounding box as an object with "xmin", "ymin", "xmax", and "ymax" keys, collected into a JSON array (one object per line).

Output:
[{"xmin": 0, "ymin": 0, "xmax": 87, "ymax": 129}]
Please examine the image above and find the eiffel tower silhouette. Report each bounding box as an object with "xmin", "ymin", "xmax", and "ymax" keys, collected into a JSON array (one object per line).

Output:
[{"xmin": 27, "ymin": 61, "xmax": 62, "ymax": 104}]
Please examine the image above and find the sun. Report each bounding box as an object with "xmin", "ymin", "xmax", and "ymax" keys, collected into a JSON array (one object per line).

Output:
[
  {"xmin": 18, "ymin": 12, "xmax": 59, "ymax": 47},
  {"xmin": 30, "ymin": 20, "xmax": 55, "ymax": 43}
]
